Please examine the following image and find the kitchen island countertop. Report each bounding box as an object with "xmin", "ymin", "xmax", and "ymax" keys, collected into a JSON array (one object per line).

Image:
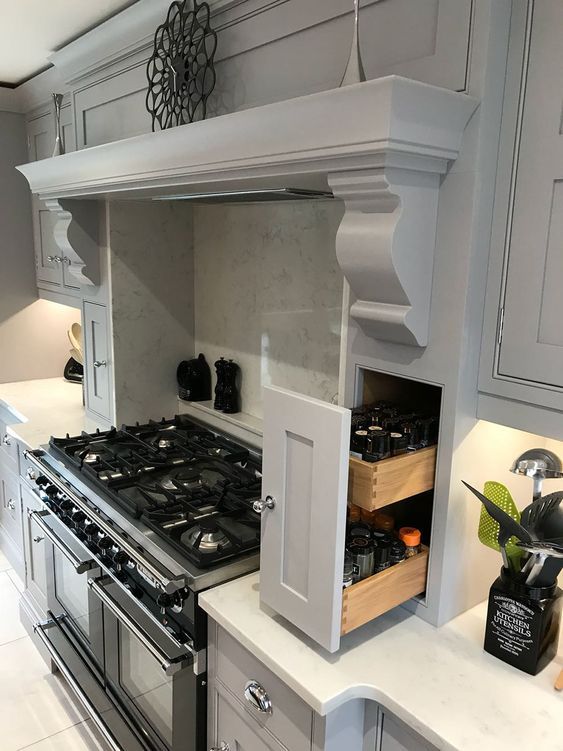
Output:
[
  {"xmin": 0, "ymin": 377, "xmax": 104, "ymax": 449},
  {"xmin": 200, "ymin": 572, "xmax": 563, "ymax": 751}
]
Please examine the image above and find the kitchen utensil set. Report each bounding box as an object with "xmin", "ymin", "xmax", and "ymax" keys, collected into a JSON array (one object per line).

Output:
[{"xmin": 463, "ymin": 480, "xmax": 563, "ymax": 586}]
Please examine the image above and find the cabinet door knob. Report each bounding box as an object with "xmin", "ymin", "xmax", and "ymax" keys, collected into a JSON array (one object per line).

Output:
[
  {"xmin": 47, "ymin": 255, "xmax": 62, "ymax": 264},
  {"xmin": 93, "ymin": 360, "xmax": 107, "ymax": 368},
  {"xmin": 33, "ymin": 536, "xmax": 44, "ymax": 544},
  {"xmin": 26, "ymin": 468, "xmax": 37, "ymax": 481},
  {"xmin": 244, "ymin": 680, "xmax": 273, "ymax": 714},
  {"xmin": 61, "ymin": 256, "xmax": 71, "ymax": 265},
  {"xmin": 210, "ymin": 744, "xmax": 230, "ymax": 751},
  {"xmin": 2, "ymin": 434, "xmax": 11, "ymax": 446},
  {"xmin": 252, "ymin": 496, "xmax": 276, "ymax": 514},
  {"xmin": 7, "ymin": 499, "xmax": 16, "ymax": 511}
]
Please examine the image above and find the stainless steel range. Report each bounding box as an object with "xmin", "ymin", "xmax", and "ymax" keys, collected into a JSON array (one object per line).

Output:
[{"xmin": 22, "ymin": 416, "xmax": 262, "ymax": 751}]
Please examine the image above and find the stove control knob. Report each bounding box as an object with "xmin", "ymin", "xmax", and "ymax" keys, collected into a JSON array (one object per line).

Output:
[
  {"xmin": 59, "ymin": 499, "xmax": 73, "ymax": 512},
  {"xmin": 156, "ymin": 593, "xmax": 175, "ymax": 614},
  {"xmin": 72, "ymin": 511, "xmax": 86, "ymax": 525},
  {"xmin": 35, "ymin": 475, "xmax": 49, "ymax": 487},
  {"xmin": 113, "ymin": 551, "xmax": 130, "ymax": 570},
  {"xmin": 84, "ymin": 523, "xmax": 99, "ymax": 539},
  {"xmin": 45, "ymin": 485, "xmax": 59, "ymax": 498},
  {"xmin": 98, "ymin": 536, "xmax": 113, "ymax": 551}
]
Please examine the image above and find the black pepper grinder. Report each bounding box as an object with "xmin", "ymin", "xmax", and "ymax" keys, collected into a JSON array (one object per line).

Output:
[
  {"xmin": 214, "ymin": 357, "xmax": 227, "ymax": 411},
  {"xmin": 222, "ymin": 359, "xmax": 240, "ymax": 414}
]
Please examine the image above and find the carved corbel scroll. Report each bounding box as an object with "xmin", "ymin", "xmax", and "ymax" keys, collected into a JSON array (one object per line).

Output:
[
  {"xmin": 44, "ymin": 198, "xmax": 100, "ymax": 287},
  {"xmin": 329, "ymin": 167, "xmax": 441, "ymax": 347}
]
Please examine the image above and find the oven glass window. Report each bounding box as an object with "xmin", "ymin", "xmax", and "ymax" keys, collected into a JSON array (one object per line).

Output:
[
  {"xmin": 53, "ymin": 548, "xmax": 92, "ymax": 639},
  {"xmin": 118, "ymin": 625, "xmax": 174, "ymax": 747}
]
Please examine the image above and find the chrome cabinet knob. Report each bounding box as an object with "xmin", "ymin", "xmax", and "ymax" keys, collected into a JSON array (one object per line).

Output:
[
  {"xmin": 47, "ymin": 255, "xmax": 62, "ymax": 264},
  {"xmin": 244, "ymin": 680, "xmax": 272, "ymax": 714},
  {"xmin": 210, "ymin": 744, "xmax": 230, "ymax": 751},
  {"xmin": 33, "ymin": 536, "xmax": 44, "ymax": 543},
  {"xmin": 61, "ymin": 256, "xmax": 71, "ymax": 265},
  {"xmin": 93, "ymin": 360, "xmax": 107, "ymax": 368},
  {"xmin": 7, "ymin": 499, "xmax": 16, "ymax": 511},
  {"xmin": 252, "ymin": 496, "xmax": 276, "ymax": 514},
  {"xmin": 26, "ymin": 468, "xmax": 37, "ymax": 481},
  {"xmin": 2, "ymin": 434, "xmax": 11, "ymax": 446}
]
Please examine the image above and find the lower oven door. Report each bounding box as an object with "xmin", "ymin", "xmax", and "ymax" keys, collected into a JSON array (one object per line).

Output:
[
  {"xmin": 92, "ymin": 577, "xmax": 203, "ymax": 751},
  {"xmin": 30, "ymin": 509, "xmax": 105, "ymax": 672}
]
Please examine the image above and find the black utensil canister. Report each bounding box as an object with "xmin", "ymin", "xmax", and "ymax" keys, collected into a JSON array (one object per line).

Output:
[{"xmin": 484, "ymin": 568, "xmax": 562, "ymax": 675}]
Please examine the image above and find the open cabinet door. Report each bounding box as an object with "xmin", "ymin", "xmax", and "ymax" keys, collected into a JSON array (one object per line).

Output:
[{"xmin": 259, "ymin": 386, "xmax": 351, "ymax": 652}]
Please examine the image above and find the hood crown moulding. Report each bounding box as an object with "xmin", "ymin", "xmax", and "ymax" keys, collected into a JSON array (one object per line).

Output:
[{"xmin": 17, "ymin": 76, "xmax": 478, "ymax": 347}]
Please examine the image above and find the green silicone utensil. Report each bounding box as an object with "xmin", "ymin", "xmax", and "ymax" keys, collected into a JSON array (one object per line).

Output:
[{"xmin": 479, "ymin": 481, "xmax": 523, "ymax": 569}]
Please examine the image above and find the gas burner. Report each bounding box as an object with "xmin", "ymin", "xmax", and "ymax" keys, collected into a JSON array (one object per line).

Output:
[{"xmin": 49, "ymin": 415, "xmax": 262, "ymax": 567}]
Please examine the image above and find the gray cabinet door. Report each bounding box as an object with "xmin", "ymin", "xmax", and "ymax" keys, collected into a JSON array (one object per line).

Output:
[
  {"xmin": 259, "ymin": 386, "xmax": 350, "ymax": 653},
  {"xmin": 83, "ymin": 301, "xmax": 112, "ymax": 421},
  {"xmin": 21, "ymin": 484, "xmax": 50, "ymax": 617},
  {"xmin": 497, "ymin": 0, "xmax": 563, "ymax": 389},
  {"xmin": 379, "ymin": 712, "xmax": 437, "ymax": 751},
  {"xmin": 213, "ymin": 686, "xmax": 286, "ymax": 751}
]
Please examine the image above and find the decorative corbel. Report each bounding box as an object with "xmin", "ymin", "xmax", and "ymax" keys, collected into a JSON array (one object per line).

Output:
[
  {"xmin": 329, "ymin": 167, "xmax": 442, "ymax": 347},
  {"xmin": 44, "ymin": 198, "xmax": 100, "ymax": 287}
]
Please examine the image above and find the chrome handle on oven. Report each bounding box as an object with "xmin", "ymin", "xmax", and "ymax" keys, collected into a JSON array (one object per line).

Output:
[
  {"xmin": 29, "ymin": 511, "xmax": 96, "ymax": 575},
  {"xmin": 24, "ymin": 450, "xmax": 187, "ymax": 594},
  {"xmin": 88, "ymin": 578, "xmax": 194, "ymax": 677},
  {"xmin": 33, "ymin": 620, "xmax": 124, "ymax": 751}
]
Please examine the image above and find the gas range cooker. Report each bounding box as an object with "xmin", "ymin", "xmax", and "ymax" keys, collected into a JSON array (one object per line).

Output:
[{"xmin": 25, "ymin": 415, "xmax": 263, "ymax": 593}]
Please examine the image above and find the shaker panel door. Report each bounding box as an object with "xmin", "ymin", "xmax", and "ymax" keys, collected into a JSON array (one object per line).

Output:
[
  {"xmin": 498, "ymin": 0, "xmax": 563, "ymax": 389},
  {"xmin": 260, "ymin": 386, "xmax": 350, "ymax": 653},
  {"xmin": 21, "ymin": 484, "xmax": 50, "ymax": 616},
  {"xmin": 84, "ymin": 302, "xmax": 112, "ymax": 421}
]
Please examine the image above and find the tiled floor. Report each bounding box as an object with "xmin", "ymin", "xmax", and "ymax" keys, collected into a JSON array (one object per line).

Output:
[{"xmin": 0, "ymin": 547, "xmax": 109, "ymax": 751}]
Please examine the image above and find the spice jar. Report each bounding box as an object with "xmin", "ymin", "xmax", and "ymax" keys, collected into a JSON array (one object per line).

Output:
[
  {"xmin": 389, "ymin": 539, "xmax": 406, "ymax": 565},
  {"xmin": 343, "ymin": 552, "xmax": 354, "ymax": 588},
  {"xmin": 348, "ymin": 522, "xmax": 371, "ymax": 539},
  {"xmin": 348, "ymin": 504, "xmax": 362, "ymax": 523},
  {"xmin": 373, "ymin": 511, "xmax": 394, "ymax": 533},
  {"xmin": 399, "ymin": 527, "xmax": 421, "ymax": 557},
  {"xmin": 348, "ymin": 537, "xmax": 375, "ymax": 581},
  {"xmin": 373, "ymin": 539, "xmax": 392, "ymax": 573}
]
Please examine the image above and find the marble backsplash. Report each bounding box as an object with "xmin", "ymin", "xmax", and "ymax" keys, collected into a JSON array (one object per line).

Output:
[{"xmin": 193, "ymin": 199, "xmax": 345, "ymax": 418}]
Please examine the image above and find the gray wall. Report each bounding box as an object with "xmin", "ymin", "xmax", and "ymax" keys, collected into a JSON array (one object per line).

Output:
[{"xmin": 0, "ymin": 111, "xmax": 77, "ymax": 384}]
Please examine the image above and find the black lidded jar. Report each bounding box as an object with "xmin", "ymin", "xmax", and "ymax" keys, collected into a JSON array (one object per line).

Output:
[{"xmin": 483, "ymin": 569, "xmax": 562, "ymax": 675}]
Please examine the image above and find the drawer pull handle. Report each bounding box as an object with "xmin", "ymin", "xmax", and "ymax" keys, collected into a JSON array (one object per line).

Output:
[
  {"xmin": 7, "ymin": 499, "xmax": 16, "ymax": 511},
  {"xmin": 210, "ymin": 744, "xmax": 230, "ymax": 751},
  {"xmin": 93, "ymin": 360, "xmax": 107, "ymax": 369},
  {"xmin": 252, "ymin": 496, "xmax": 276, "ymax": 515},
  {"xmin": 33, "ymin": 536, "xmax": 44, "ymax": 543},
  {"xmin": 2, "ymin": 434, "xmax": 11, "ymax": 446},
  {"xmin": 244, "ymin": 680, "xmax": 272, "ymax": 714}
]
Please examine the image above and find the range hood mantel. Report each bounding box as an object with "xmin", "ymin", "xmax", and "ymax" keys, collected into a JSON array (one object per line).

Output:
[{"xmin": 18, "ymin": 76, "xmax": 478, "ymax": 346}]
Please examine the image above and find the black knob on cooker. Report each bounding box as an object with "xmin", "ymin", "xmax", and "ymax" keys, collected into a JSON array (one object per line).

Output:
[
  {"xmin": 45, "ymin": 485, "xmax": 59, "ymax": 498},
  {"xmin": 98, "ymin": 536, "xmax": 113, "ymax": 550},
  {"xmin": 113, "ymin": 550, "xmax": 130, "ymax": 567},
  {"xmin": 156, "ymin": 593, "xmax": 174, "ymax": 612},
  {"xmin": 59, "ymin": 499, "xmax": 73, "ymax": 512},
  {"xmin": 72, "ymin": 511, "xmax": 86, "ymax": 525},
  {"xmin": 84, "ymin": 523, "xmax": 99, "ymax": 538},
  {"xmin": 36, "ymin": 475, "xmax": 49, "ymax": 487}
]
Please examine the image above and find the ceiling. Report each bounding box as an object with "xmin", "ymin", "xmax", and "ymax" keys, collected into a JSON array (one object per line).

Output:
[{"xmin": 0, "ymin": 0, "xmax": 138, "ymax": 86}]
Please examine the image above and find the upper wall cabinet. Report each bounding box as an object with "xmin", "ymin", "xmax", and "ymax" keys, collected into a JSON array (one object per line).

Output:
[
  {"xmin": 52, "ymin": 0, "xmax": 473, "ymax": 150},
  {"xmin": 478, "ymin": 0, "xmax": 563, "ymax": 439},
  {"xmin": 26, "ymin": 103, "xmax": 80, "ymax": 308}
]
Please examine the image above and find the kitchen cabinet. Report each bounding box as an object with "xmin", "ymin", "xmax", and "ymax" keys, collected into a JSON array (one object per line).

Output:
[
  {"xmin": 378, "ymin": 711, "xmax": 436, "ymax": 751},
  {"xmin": 20, "ymin": 483, "xmax": 50, "ymax": 618},
  {"xmin": 83, "ymin": 301, "xmax": 112, "ymax": 422},
  {"xmin": 26, "ymin": 103, "xmax": 80, "ymax": 307},
  {"xmin": 478, "ymin": 0, "xmax": 563, "ymax": 436},
  {"xmin": 0, "ymin": 422, "xmax": 24, "ymax": 580}
]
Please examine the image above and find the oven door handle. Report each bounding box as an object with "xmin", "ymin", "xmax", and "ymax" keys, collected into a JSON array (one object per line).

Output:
[
  {"xmin": 29, "ymin": 511, "xmax": 96, "ymax": 575},
  {"xmin": 88, "ymin": 578, "xmax": 194, "ymax": 677}
]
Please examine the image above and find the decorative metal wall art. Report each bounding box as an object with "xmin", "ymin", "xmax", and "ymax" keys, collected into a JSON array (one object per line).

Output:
[
  {"xmin": 341, "ymin": 0, "xmax": 366, "ymax": 87},
  {"xmin": 146, "ymin": 0, "xmax": 217, "ymax": 131},
  {"xmin": 52, "ymin": 93, "xmax": 65, "ymax": 157}
]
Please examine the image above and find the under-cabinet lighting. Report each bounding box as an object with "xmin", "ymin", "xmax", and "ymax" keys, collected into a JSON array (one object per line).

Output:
[{"xmin": 152, "ymin": 188, "xmax": 333, "ymax": 203}]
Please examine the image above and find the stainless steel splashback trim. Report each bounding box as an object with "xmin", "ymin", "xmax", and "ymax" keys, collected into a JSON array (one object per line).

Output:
[{"xmin": 25, "ymin": 450, "xmax": 187, "ymax": 594}]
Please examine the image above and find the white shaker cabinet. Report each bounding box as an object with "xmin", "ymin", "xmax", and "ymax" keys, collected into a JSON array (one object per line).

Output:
[
  {"xmin": 83, "ymin": 301, "xmax": 112, "ymax": 423},
  {"xmin": 259, "ymin": 386, "xmax": 351, "ymax": 653},
  {"xmin": 479, "ymin": 0, "xmax": 563, "ymax": 436},
  {"xmin": 26, "ymin": 103, "xmax": 80, "ymax": 307}
]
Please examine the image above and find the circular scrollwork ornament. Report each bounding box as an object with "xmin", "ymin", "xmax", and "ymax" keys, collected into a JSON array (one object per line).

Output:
[{"xmin": 146, "ymin": 0, "xmax": 217, "ymax": 130}]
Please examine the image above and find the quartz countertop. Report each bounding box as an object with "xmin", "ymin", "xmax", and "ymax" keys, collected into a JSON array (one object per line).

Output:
[
  {"xmin": 199, "ymin": 572, "xmax": 563, "ymax": 751},
  {"xmin": 0, "ymin": 377, "xmax": 104, "ymax": 449}
]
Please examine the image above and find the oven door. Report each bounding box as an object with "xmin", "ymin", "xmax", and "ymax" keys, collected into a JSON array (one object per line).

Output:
[
  {"xmin": 93, "ymin": 577, "xmax": 203, "ymax": 751},
  {"xmin": 30, "ymin": 509, "xmax": 105, "ymax": 672}
]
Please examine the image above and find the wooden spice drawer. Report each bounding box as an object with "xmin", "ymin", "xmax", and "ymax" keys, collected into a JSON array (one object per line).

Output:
[
  {"xmin": 341, "ymin": 546, "xmax": 429, "ymax": 635},
  {"xmin": 348, "ymin": 446, "xmax": 437, "ymax": 511}
]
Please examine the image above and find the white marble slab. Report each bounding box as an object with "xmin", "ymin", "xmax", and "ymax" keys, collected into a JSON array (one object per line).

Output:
[
  {"xmin": 0, "ymin": 377, "xmax": 103, "ymax": 448},
  {"xmin": 200, "ymin": 573, "xmax": 563, "ymax": 751}
]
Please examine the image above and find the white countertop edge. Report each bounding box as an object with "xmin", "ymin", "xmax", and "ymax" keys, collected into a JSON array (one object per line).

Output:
[{"xmin": 200, "ymin": 578, "xmax": 454, "ymax": 751}]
